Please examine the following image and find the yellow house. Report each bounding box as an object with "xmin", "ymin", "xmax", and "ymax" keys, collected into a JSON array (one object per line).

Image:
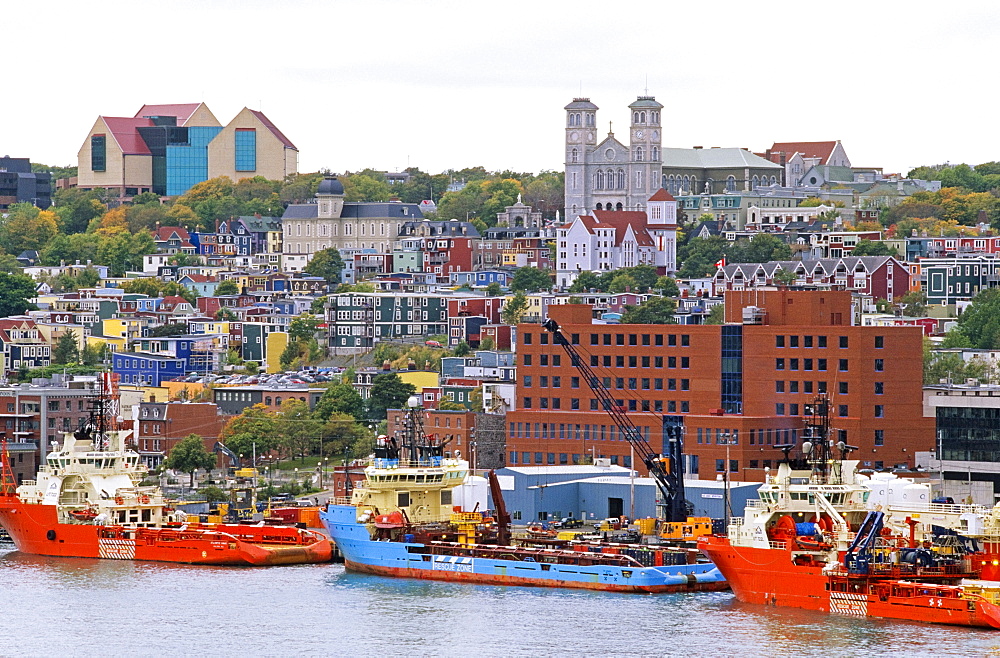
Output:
[
  {"xmin": 87, "ymin": 334, "xmax": 127, "ymax": 354},
  {"xmin": 265, "ymin": 332, "xmax": 289, "ymax": 373}
]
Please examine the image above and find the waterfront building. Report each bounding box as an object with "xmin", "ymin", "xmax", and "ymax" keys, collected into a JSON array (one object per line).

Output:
[{"xmin": 507, "ymin": 290, "xmax": 931, "ymax": 481}]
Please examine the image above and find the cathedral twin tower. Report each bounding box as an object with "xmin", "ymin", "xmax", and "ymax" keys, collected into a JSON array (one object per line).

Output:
[{"xmin": 563, "ymin": 96, "xmax": 664, "ymax": 220}]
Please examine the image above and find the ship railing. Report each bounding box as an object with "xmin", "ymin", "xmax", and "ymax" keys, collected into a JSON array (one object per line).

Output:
[
  {"xmin": 371, "ymin": 457, "xmax": 452, "ymax": 469},
  {"xmin": 887, "ymin": 502, "xmax": 988, "ymax": 515},
  {"xmin": 329, "ymin": 496, "xmax": 353, "ymax": 505}
]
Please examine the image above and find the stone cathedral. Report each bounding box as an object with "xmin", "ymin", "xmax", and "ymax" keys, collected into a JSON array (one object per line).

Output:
[{"xmin": 563, "ymin": 96, "xmax": 664, "ymax": 219}]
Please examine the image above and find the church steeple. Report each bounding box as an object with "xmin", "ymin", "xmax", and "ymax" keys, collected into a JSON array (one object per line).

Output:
[{"xmin": 628, "ymin": 95, "xmax": 664, "ymax": 209}]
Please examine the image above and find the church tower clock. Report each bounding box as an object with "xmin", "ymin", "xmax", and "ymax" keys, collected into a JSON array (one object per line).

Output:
[
  {"xmin": 564, "ymin": 98, "xmax": 598, "ymax": 220},
  {"xmin": 627, "ymin": 96, "xmax": 663, "ymax": 211}
]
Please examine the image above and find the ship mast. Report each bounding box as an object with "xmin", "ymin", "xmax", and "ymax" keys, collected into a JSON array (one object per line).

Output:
[
  {"xmin": 801, "ymin": 395, "xmax": 833, "ymax": 484},
  {"xmin": 83, "ymin": 372, "xmax": 121, "ymax": 451}
]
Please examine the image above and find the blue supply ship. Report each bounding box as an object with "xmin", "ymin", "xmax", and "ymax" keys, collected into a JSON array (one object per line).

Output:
[{"xmin": 320, "ymin": 414, "xmax": 725, "ymax": 593}]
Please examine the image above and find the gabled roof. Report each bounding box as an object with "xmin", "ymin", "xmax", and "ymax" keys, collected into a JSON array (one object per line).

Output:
[
  {"xmin": 590, "ymin": 211, "xmax": 655, "ymax": 247},
  {"xmin": 248, "ymin": 110, "xmax": 297, "ymax": 150},
  {"xmin": 767, "ymin": 141, "xmax": 839, "ymax": 165},
  {"xmin": 648, "ymin": 189, "xmax": 676, "ymax": 202},
  {"xmin": 134, "ymin": 103, "xmax": 202, "ymax": 125},
  {"xmin": 101, "ymin": 117, "xmax": 155, "ymax": 155}
]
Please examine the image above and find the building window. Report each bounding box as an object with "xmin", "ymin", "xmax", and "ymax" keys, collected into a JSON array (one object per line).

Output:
[
  {"xmin": 875, "ymin": 381, "xmax": 884, "ymax": 395},
  {"xmin": 235, "ymin": 128, "xmax": 257, "ymax": 171},
  {"xmin": 839, "ymin": 336, "xmax": 849, "ymax": 348},
  {"xmin": 838, "ymin": 405, "xmax": 848, "ymax": 417},
  {"xmin": 91, "ymin": 134, "xmax": 107, "ymax": 172},
  {"xmin": 875, "ymin": 405, "xmax": 884, "ymax": 418},
  {"xmin": 875, "ymin": 336, "xmax": 884, "ymax": 349},
  {"xmin": 839, "ymin": 382, "xmax": 848, "ymax": 394},
  {"xmin": 839, "ymin": 359, "xmax": 849, "ymax": 372},
  {"xmin": 874, "ymin": 430, "xmax": 884, "ymax": 446},
  {"xmin": 874, "ymin": 358, "xmax": 884, "ymax": 372}
]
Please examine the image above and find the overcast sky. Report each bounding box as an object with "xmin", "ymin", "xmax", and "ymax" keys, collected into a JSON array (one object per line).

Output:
[{"xmin": 5, "ymin": 0, "xmax": 997, "ymax": 179}]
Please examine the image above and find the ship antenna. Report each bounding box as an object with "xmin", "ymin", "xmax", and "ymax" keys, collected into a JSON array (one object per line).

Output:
[{"xmin": 801, "ymin": 395, "xmax": 832, "ymax": 484}]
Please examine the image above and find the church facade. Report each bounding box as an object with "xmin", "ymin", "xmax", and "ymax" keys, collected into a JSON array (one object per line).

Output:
[{"xmin": 563, "ymin": 96, "xmax": 664, "ymax": 220}]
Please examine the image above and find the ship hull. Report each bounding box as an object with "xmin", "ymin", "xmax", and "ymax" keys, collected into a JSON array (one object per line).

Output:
[
  {"xmin": 323, "ymin": 504, "xmax": 725, "ymax": 593},
  {"xmin": 699, "ymin": 535, "xmax": 1000, "ymax": 629},
  {"xmin": 0, "ymin": 501, "xmax": 332, "ymax": 566}
]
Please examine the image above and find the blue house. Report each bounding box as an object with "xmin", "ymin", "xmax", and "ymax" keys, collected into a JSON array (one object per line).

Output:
[
  {"xmin": 112, "ymin": 352, "xmax": 186, "ymax": 386},
  {"xmin": 449, "ymin": 270, "xmax": 510, "ymax": 287}
]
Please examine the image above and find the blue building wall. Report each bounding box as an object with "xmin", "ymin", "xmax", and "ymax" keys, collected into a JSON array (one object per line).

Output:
[
  {"xmin": 113, "ymin": 352, "xmax": 186, "ymax": 386},
  {"xmin": 166, "ymin": 126, "xmax": 223, "ymax": 196}
]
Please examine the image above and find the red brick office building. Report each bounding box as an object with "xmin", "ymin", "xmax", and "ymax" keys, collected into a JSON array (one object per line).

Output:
[{"xmin": 507, "ymin": 290, "xmax": 932, "ymax": 481}]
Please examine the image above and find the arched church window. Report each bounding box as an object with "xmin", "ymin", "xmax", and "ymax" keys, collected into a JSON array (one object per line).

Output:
[
  {"xmin": 633, "ymin": 112, "xmax": 639, "ymax": 123},
  {"xmin": 617, "ymin": 169, "xmax": 625, "ymax": 189},
  {"xmin": 751, "ymin": 176, "xmax": 759, "ymax": 189},
  {"xmin": 596, "ymin": 203, "xmax": 603, "ymax": 211},
  {"xmin": 770, "ymin": 176, "xmax": 778, "ymax": 185},
  {"xmin": 635, "ymin": 171, "xmax": 644, "ymax": 189},
  {"xmin": 639, "ymin": 111, "xmax": 646, "ymax": 123},
  {"xmin": 586, "ymin": 114, "xmax": 594, "ymax": 126},
  {"xmin": 726, "ymin": 176, "xmax": 736, "ymax": 192},
  {"xmin": 596, "ymin": 171, "xmax": 605, "ymax": 189},
  {"xmin": 635, "ymin": 146, "xmax": 644, "ymax": 161},
  {"xmin": 616, "ymin": 202, "xmax": 623, "ymax": 211},
  {"xmin": 571, "ymin": 148, "xmax": 578, "ymax": 163},
  {"xmin": 651, "ymin": 146, "xmax": 659, "ymax": 161}
]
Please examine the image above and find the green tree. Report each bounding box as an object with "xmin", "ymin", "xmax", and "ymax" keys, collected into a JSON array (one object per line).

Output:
[
  {"xmin": 677, "ymin": 236, "xmax": 728, "ymax": 278},
  {"xmin": 619, "ymin": 297, "xmax": 677, "ymax": 324},
  {"xmin": 0, "ymin": 272, "xmax": 37, "ymax": 316},
  {"xmin": 484, "ymin": 282, "xmax": 502, "ymax": 297},
  {"xmin": 278, "ymin": 398, "xmax": 322, "ymax": 462},
  {"xmin": 310, "ymin": 296, "xmax": 328, "ymax": 314},
  {"xmin": 453, "ymin": 341, "xmax": 472, "ymax": 357},
  {"xmin": 939, "ymin": 328, "xmax": 973, "ymax": 348},
  {"xmin": 510, "ymin": 266, "xmax": 551, "ymax": 292},
  {"xmin": 956, "ymin": 288, "xmax": 1000, "ymax": 348},
  {"xmin": 774, "ymin": 269, "xmax": 797, "ymax": 285},
  {"xmin": 704, "ymin": 304, "xmax": 726, "ymax": 325},
  {"xmin": 898, "ymin": 290, "xmax": 927, "ymax": 317},
  {"xmin": 215, "ymin": 279, "xmax": 239, "ymax": 295},
  {"xmin": 343, "ymin": 173, "xmax": 392, "ymax": 202},
  {"xmin": 501, "ymin": 292, "xmax": 530, "ymax": 325},
  {"xmin": 149, "ymin": 323, "xmax": 188, "ymax": 337},
  {"xmin": 479, "ymin": 336, "xmax": 496, "ymax": 351},
  {"xmin": 313, "ymin": 383, "xmax": 365, "ymax": 422},
  {"xmin": 289, "ymin": 314, "xmax": 321, "ymax": 342},
  {"xmin": 654, "ymin": 276, "xmax": 680, "ymax": 297},
  {"xmin": 164, "ymin": 434, "xmax": 216, "ymax": 488},
  {"xmin": 607, "ymin": 273, "xmax": 637, "ymax": 293},
  {"xmin": 568, "ymin": 271, "xmax": 601, "ymax": 293},
  {"xmin": 81, "ymin": 342, "xmax": 109, "ymax": 366},
  {"xmin": 851, "ymin": 239, "xmax": 896, "ymax": 257},
  {"xmin": 52, "ymin": 331, "xmax": 80, "ymax": 365},
  {"xmin": 367, "ymin": 373, "xmax": 416, "ymax": 421},
  {"xmin": 321, "ymin": 412, "xmax": 370, "ymax": 458},
  {"xmin": 303, "ymin": 248, "xmax": 345, "ymax": 285},
  {"xmin": 219, "ymin": 404, "xmax": 279, "ymax": 459}
]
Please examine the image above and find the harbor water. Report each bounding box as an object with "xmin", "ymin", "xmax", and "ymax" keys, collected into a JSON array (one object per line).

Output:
[{"xmin": 3, "ymin": 545, "xmax": 997, "ymax": 657}]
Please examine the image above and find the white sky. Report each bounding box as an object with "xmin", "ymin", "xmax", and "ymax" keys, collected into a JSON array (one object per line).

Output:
[{"xmin": 5, "ymin": 0, "xmax": 997, "ymax": 178}]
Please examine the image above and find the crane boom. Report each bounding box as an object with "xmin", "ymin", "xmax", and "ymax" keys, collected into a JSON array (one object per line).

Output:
[{"xmin": 542, "ymin": 318, "xmax": 688, "ymax": 522}]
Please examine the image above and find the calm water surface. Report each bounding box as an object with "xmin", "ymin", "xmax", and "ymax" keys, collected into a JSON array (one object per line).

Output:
[{"xmin": 2, "ymin": 545, "xmax": 997, "ymax": 657}]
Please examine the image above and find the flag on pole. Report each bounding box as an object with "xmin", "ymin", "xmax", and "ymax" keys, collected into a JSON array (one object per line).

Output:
[{"xmin": 715, "ymin": 256, "xmax": 726, "ymax": 269}]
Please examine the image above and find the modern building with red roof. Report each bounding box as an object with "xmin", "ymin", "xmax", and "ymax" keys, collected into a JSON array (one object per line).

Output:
[
  {"xmin": 76, "ymin": 103, "xmax": 297, "ymax": 198},
  {"xmin": 763, "ymin": 141, "xmax": 851, "ymax": 187}
]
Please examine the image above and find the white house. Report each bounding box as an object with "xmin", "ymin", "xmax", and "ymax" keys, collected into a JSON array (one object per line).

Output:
[{"xmin": 555, "ymin": 189, "xmax": 677, "ymax": 287}]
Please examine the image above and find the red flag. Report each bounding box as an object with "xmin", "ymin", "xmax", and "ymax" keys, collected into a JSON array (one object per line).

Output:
[{"xmin": 715, "ymin": 257, "xmax": 726, "ymax": 269}]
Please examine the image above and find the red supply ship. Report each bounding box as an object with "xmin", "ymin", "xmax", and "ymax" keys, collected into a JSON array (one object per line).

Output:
[
  {"xmin": 0, "ymin": 376, "xmax": 331, "ymax": 566},
  {"xmin": 699, "ymin": 397, "xmax": 1000, "ymax": 629}
]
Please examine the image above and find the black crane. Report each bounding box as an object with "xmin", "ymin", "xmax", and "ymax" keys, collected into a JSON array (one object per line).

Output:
[{"xmin": 542, "ymin": 318, "xmax": 688, "ymax": 522}]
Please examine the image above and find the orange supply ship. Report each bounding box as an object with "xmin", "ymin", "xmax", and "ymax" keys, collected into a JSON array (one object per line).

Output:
[
  {"xmin": 699, "ymin": 397, "xmax": 1000, "ymax": 629},
  {"xmin": 0, "ymin": 384, "xmax": 330, "ymax": 566}
]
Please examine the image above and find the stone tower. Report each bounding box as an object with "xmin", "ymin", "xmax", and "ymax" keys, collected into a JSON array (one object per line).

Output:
[
  {"xmin": 564, "ymin": 98, "xmax": 598, "ymax": 221},
  {"xmin": 627, "ymin": 96, "xmax": 663, "ymax": 211}
]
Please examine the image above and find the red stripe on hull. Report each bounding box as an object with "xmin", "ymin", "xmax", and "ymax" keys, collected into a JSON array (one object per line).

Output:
[{"xmin": 344, "ymin": 560, "xmax": 725, "ymax": 594}]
